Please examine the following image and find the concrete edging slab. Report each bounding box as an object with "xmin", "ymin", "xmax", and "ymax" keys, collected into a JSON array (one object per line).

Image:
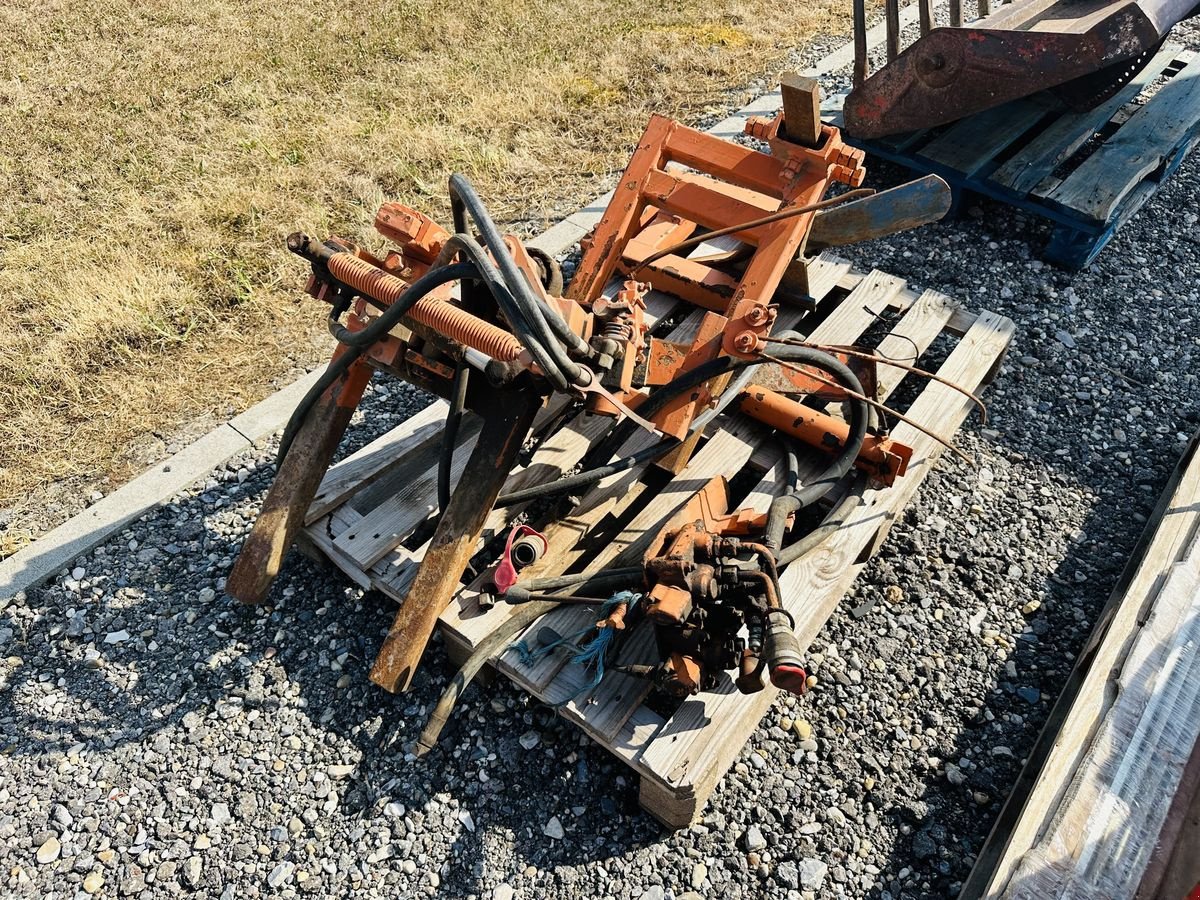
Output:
[
  {"xmin": 0, "ymin": 371, "xmax": 322, "ymax": 599},
  {"xmin": 0, "ymin": 15, "xmax": 905, "ymax": 599}
]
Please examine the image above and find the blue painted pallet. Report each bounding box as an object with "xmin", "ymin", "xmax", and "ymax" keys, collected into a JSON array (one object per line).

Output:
[{"xmin": 824, "ymin": 45, "xmax": 1200, "ymax": 269}]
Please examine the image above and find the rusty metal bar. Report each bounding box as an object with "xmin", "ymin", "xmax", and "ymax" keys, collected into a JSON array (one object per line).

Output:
[
  {"xmin": 886, "ymin": 0, "xmax": 901, "ymax": 62},
  {"xmin": 853, "ymin": 0, "xmax": 869, "ymax": 86},
  {"xmin": 227, "ymin": 351, "xmax": 373, "ymax": 605},
  {"xmin": 369, "ymin": 387, "xmax": 542, "ymax": 693}
]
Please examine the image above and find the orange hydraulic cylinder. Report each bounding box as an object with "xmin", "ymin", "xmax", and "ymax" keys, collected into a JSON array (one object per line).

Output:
[{"xmin": 737, "ymin": 383, "xmax": 912, "ymax": 485}]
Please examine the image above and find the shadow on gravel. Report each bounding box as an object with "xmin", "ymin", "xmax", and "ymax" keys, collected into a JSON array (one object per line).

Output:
[
  {"xmin": 0, "ymin": 383, "xmax": 659, "ymax": 895},
  {"xmin": 844, "ymin": 150, "xmax": 1200, "ymax": 897}
]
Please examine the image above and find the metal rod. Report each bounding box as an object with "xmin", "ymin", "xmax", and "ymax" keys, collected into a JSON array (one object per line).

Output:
[
  {"xmin": 886, "ymin": 0, "xmax": 901, "ymax": 62},
  {"xmin": 853, "ymin": 0, "xmax": 869, "ymax": 86},
  {"xmin": 977, "ymin": 0, "xmax": 989, "ymax": 18},
  {"xmin": 919, "ymin": 0, "xmax": 934, "ymax": 34},
  {"xmin": 950, "ymin": 0, "xmax": 963, "ymax": 26},
  {"xmin": 369, "ymin": 388, "xmax": 543, "ymax": 693}
]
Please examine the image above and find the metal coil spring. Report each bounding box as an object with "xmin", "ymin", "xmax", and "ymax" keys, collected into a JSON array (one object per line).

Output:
[
  {"xmin": 327, "ymin": 252, "xmax": 524, "ymax": 362},
  {"xmin": 601, "ymin": 316, "xmax": 634, "ymax": 343}
]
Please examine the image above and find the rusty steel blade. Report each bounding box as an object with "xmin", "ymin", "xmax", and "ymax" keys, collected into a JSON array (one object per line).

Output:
[{"xmin": 843, "ymin": 0, "xmax": 1185, "ymax": 137}]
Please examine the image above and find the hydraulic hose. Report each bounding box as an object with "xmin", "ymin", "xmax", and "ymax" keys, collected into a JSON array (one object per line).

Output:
[
  {"xmin": 495, "ymin": 439, "xmax": 680, "ymax": 507},
  {"xmin": 505, "ymin": 567, "xmax": 644, "ymax": 598},
  {"xmin": 448, "ymin": 175, "xmax": 583, "ymax": 356},
  {"xmin": 760, "ymin": 355, "xmax": 867, "ymax": 551},
  {"xmin": 552, "ymin": 344, "xmax": 868, "ymax": 512},
  {"xmin": 439, "ymin": 361, "xmax": 469, "ymax": 515},
  {"xmin": 495, "ymin": 358, "xmax": 764, "ymax": 507},
  {"xmin": 776, "ymin": 471, "xmax": 869, "ymax": 567},
  {"xmin": 414, "ymin": 598, "xmax": 559, "ymax": 756},
  {"xmin": 448, "ymin": 174, "xmax": 588, "ymax": 385},
  {"xmin": 432, "ymin": 233, "xmax": 570, "ymax": 392}
]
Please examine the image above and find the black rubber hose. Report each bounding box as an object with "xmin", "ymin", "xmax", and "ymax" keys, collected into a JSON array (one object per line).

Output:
[
  {"xmin": 431, "ymin": 233, "xmax": 570, "ymax": 391},
  {"xmin": 551, "ymin": 344, "xmax": 866, "ymax": 505},
  {"xmin": 495, "ymin": 438, "xmax": 680, "ymax": 507},
  {"xmin": 448, "ymin": 174, "xmax": 588, "ymax": 384},
  {"xmin": 784, "ymin": 439, "xmax": 801, "ymax": 493},
  {"xmin": 503, "ymin": 568, "xmax": 644, "ymax": 602},
  {"xmin": 280, "ymin": 261, "xmax": 478, "ymax": 467},
  {"xmin": 761, "ymin": 355, "xmax": 867, "ymax": 551},
  {"xmin": 495, "ymin": 355, "xmax": 763, "ymax": 507},
  {"xmin": 439, "ymin": 361, "xmax": 469, "ymax": 514},
  {"xmin": 776, "ymin": 471, "xmax": 868, "ymax": 567},
  {"xmin": 415, "ymin": 599, "xmax": 559, "ymax": 756}
]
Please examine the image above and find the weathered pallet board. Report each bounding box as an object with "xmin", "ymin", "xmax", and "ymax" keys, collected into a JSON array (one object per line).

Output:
[
  {"xmin": 299, "ymin": 257, "xmax": 1013, "ymax": 828},
  {"xmin": 825, "ymin": 46, "xmax": 1200, "ymax": 269},
  {"xmin": 961, "ymin": 429, "xmax": 1200, "ymax": 899}
]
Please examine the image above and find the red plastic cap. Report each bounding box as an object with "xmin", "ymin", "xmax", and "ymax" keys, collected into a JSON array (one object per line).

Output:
[{"xmin": 770, "ymin": 664, "xmax": 808, "ymax": 696}]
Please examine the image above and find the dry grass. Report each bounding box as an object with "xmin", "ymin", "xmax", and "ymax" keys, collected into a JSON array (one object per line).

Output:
[{"xmin": 0, "ymin": 0, "xmax": 852, "ymax": 535}]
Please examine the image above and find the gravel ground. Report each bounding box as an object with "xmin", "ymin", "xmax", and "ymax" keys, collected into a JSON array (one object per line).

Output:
[{"xmin": 5, "ymin": 22, "xmax": 1200, "ymax": 900}]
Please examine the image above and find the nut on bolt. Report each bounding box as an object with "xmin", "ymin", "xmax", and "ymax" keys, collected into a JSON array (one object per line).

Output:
[
  {"xmin": 733, "ymin": 331, "xmax": 760, "ymax": 354},
  {"xmin": 745, "ymin": 304, "xmax": 771, "ymax": 327},
  {"xmin": 743, "ymin": 116, "xmax": 774, "ymax": 141}
]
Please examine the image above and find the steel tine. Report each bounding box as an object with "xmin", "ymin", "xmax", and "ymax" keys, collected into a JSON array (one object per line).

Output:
[
  {"xmin": 853, "ymin": 0, "xmax": 869, "ymax": 86},
  {"xmin": 885, "ymin": 0, "xmax": 901, "ymax": 63}
]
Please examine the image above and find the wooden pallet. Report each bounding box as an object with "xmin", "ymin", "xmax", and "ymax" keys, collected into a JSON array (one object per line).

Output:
[
  {"xmin": 298, "ymin": 252, "xmax": 1014, "ymax": 828},
  {"xmin": 825, "ymin": 45, "xmax": 1200, "ymax": 269}
]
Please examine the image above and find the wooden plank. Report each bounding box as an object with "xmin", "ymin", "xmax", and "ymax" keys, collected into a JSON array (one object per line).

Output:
[
  {"xmin": 636, "ymin": 310, "xmax": 1015, "ymax": 819},
  {"xmin": 333, "ymin": 422, "xmax": 482, "ymax": 568},
  {"xmin": 989, "ymin": 45, "xmax": 1183, "ymax": 197},
  {"xmin": 917, "ymin": 97, "xmax": 1052, "ymax": 177},
  {"xmin": 806, "ymin": 268, "xmax": 908, "ymax": 341},
  {"xmin": 1045, "ymin": 52, "xmax": 1200, "ymax": 223},
  {"xmin": 968, "ymin": 435, "xmax": 1200, "ymax": 897},
  {"xmin": 874, "ymin": 289, "xmax": 960, "ymax": 395},
  {"xmin": 781, "ymin": 73, "xmax": 822, "ymax": 148},
  {"xmin": 1004, "ymin": 556, "xmax": 1200, "ymax": 897},
  {"xmin": 306, "ymin": 400, "xmax": 449, "ymax": 525}
]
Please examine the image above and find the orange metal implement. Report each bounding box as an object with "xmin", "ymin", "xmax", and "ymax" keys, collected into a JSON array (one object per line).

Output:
[{"xmin": 737, "ymin": 383, "xmax": 913, "ymax": 485}]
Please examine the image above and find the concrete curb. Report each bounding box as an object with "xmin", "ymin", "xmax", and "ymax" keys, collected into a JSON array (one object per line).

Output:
[
  {"xmin": 0, "ymin": 15, "xmax": 905, "ymax": 600},
  {"xmin": 0, "ymin": 371, "xmax": 322, "ymax": 599}
]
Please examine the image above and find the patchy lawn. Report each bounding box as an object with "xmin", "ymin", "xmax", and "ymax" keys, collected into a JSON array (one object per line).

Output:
[{"xmin": 0, "ymin": 0, "xmax": 851, "ymax": 552}]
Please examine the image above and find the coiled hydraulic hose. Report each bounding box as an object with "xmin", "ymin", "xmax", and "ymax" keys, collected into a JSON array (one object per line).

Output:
[{"xmin": 498, "ymin": 344, "xmax": 868, "ymax": 518}]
